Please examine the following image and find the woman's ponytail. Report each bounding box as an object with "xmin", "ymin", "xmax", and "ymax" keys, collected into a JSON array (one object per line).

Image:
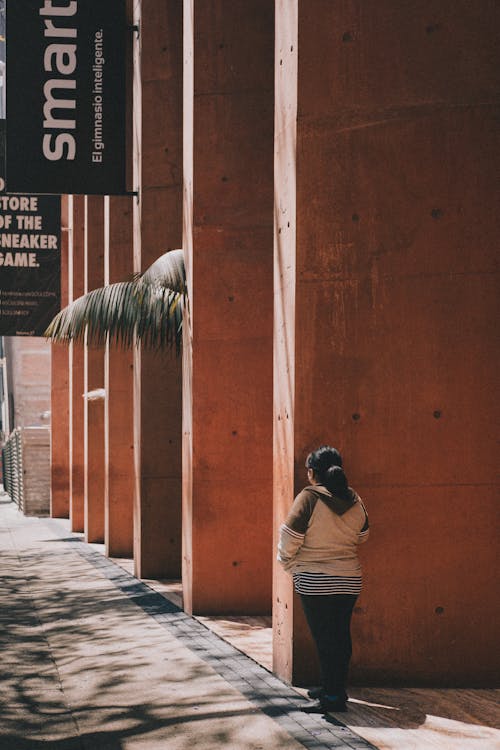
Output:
[{"xmin": 323, "ymin": 465, "xmax": 350, "ymax": 498}]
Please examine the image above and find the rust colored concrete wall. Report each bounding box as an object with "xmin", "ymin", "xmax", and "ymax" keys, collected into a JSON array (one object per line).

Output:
[
  {"xmin": 104, "ymin": 196, "xmax": 135, "ymax": 558},
  {"xmin": 132, "ymin": 0, "xmax": 183, "ymax": 579},
  {"xmin": 274, "ymin": 0, "xmax": 500, "ymax": 686},
  {"xmin": 84, "ymin": 197, "xmax": 105, "ymax": 544},
  {"xmin": 69, "ymin": 196, "xmax": 85, "ymax": 532},
  {"xmin": 182, "ymin": 0, "xmax": 274, "ymax": 614},
  {"xmin": 51, "ymin": 339, "xmax": 70, "ymax": 518},
  {"xmin": 51, "ymin": 196, "xmax": 70, "ymax": 518}
]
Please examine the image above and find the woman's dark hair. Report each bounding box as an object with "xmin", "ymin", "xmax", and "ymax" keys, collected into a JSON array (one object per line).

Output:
[{"xmin": 306, "ymin": 445, "xmax": 350, "ymax": 499}]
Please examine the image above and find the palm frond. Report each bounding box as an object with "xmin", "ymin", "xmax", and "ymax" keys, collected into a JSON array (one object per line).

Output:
[
  {"xmin": 45, "ymin": 281, "xmax": 140, "ymax": 347},
  {"xmin": 137, "ymin": 248, "xmax": 186, "ymax": 294},
  {"xmin": 45, "ymin": 249, "xmax": 186, "ymax": 351}
]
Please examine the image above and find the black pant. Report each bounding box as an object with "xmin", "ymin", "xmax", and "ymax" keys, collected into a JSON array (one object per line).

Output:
[{"xmin": 300, "ymin": 593, "xmax": 357, "ymax": 698}]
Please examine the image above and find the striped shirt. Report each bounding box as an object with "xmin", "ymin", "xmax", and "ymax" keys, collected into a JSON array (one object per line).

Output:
[{"xmin": 293, "ymin": 571, "xmax": 362, "ymax": 596}]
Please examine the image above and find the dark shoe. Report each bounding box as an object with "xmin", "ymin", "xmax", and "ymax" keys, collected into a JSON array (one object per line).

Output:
[
  {"xmin": 307, "ymin": 686, "xmax": 325, "ymax": 699},
  {"xmin": 307, "ymin": 686, "xmax": 349, "ymax": 701},
  {"xmin": 300, "ymin": 697, "xmax": 348, "ymax": 714}
]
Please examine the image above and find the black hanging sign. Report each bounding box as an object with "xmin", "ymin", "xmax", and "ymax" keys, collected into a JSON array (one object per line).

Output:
[
  {"xmin": 6, "ymin": 0, "xmax": 126, "ymax": 195},
  {"xmin": 0, "ymin": 121, "xmax": 61, "ymax": 336}
]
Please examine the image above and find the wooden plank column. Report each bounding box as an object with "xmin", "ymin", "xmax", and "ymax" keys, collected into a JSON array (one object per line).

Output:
[
  {"xmin": 272, "ymin": 0, "xmax": 301, "ymax": 684},
  {"xmin": 50, "ymin": 195, "xmax": 70, "ymax": 518},
  {"xmin": 84, "ymin": 196, "xmax": 105, "ymax": 543},
  {"xmin": 69, "ymin": 195, "xmax": 85, "ymax": 532},
  {"xmin": 131, "ymin": 0, "xmax": 183, "ymax": 579},
  {"xmin": 182, "ymin": 0, "xmax": 275, "ymax": 614},
  {"xmin": 273, "ymin": 0, "xmax": 500, "ymax": 686},
  {"xmin": 104, "ymin": 195, "xmax": 134, "ymax": 558}
]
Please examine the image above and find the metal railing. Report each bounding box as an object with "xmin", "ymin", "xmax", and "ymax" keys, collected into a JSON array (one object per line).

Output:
[{"xmin": 2, "ymin": 428, "xmax": 23, "ymax": 509}]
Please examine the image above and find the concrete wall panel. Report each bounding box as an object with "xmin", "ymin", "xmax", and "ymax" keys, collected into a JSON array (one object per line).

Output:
[
  {"xmin": 183, "ymin": 0, "xmax": 274, "ymax": 615},
  {"xmin": 298, "ymin": 1, "xmax": 500, "ymax": 116},
  {"xmin": 69, "ymin": 196, "xmax": 85, "ymax": 532},
  {"xmin": 132, "ymin": 0, "xmax": 183, "ymax": 580},
  {"xmin": 84, "ymin": 197, "xmax": 105, "ymax": 544},
  {"xmin": 104, "ymin": 196, "xmax": 135, "ymax": 558},
  {"xmin": 274, "ymin": 0, "xmax": 500, "ymax": 685},
  {"xmin": 50, "ymin": 195, "xmax": 70, "ymax": 518}
]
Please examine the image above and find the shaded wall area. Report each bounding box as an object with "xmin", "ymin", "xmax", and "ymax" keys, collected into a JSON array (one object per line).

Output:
[
  {"xmin": 182, "ymin": 0, "xmax": 274, "ymax": 615},
  {"xmin": 69, "ymin": 196, "xmax": 86, "ymax": 533},
  {"xmin": 84, "ymin": 197, "xmax": 105, "ymax": 544},
  {"xmin": 104, "ymin": 195, "xmax": 135, "ymax": 559},
  {"xmin": 132, "ymin": 0, "xmax": 183, "ymax": 580},
  {"xmin": 50, "ymin": 196, "xmax": 70, "ymax": 518}
]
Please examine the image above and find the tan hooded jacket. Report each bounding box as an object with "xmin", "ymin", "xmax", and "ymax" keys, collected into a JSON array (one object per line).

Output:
[{"xmin": 277, "ymin": 484, "xmax": 369, "ymax": 578}]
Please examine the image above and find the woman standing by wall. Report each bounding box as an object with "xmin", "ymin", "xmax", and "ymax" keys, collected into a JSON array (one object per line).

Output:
[{"xmin": 278, "ymin": 445, "xmax": 369, "ymax": 713}]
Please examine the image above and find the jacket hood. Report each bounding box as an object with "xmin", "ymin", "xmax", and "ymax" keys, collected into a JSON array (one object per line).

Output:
[{"xmin": 306, "ymin": 484, "xmax": 357, "ymax": 516}]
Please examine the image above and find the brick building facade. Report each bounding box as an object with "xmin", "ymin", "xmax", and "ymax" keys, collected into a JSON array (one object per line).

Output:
[{"xmin": 1, "ymin": 336, "xmax": 51, "ymax": 512}]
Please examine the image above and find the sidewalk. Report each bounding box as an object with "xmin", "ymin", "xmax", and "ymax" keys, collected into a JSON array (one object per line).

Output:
[
  {"xmin": 1, "ymin": 496, "xmax": 499, "ymax": 750},
  {"xmin": 0, "ymin": 495, "xmax": 373, "ymax": 750}
]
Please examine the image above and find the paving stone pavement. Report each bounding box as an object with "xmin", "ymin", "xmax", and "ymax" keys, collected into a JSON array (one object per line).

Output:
[{"xmin": 0, "ymin": 496, "xmax": 376, "ymax": 750}]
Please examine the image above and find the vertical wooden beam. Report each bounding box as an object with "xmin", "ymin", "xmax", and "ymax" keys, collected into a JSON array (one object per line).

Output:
[{"xmin": 273, "ymin": 0, "xmax": 302, "ymax": 682}]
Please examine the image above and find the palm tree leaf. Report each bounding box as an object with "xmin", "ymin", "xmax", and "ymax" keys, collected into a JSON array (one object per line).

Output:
[
  {"xmin": 45, "ymin": 249, "xmax": 186, "ymax": 351},
  {"xmin": 45, "ymin": 281, "xmax": 139, "ymax": 347},
  {"xmin": 138, "ymin": 248, "xmax": 185, "ymax": 294}
]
